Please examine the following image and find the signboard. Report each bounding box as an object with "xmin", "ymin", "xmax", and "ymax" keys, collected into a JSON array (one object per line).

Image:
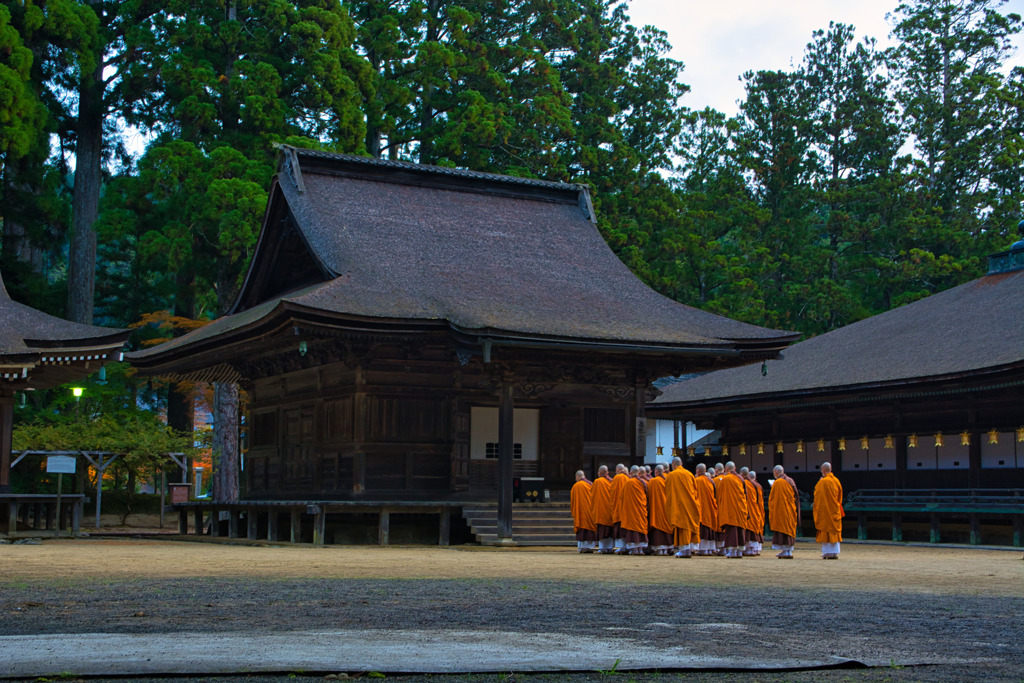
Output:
[{"xmin": 46, "ymin": 455, "xmax": 77, "ymax": 474}]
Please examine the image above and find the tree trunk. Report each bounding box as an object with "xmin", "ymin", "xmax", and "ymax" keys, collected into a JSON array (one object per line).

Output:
[
  {"xmin": 212, "ymin": 381, "xmax": 240, "ymax": 503},
  {"xmin": 67, "ymin": 60, "xmax": 104, "ymax": 324}
]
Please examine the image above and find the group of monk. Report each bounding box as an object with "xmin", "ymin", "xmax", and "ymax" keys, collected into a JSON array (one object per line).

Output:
[{"xmin": 570, "ymin": 458, "xmax": 845, "ymax": 559}]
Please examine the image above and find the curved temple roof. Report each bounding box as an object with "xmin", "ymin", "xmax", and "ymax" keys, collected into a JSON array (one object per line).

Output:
[
  {"xmin": 0, "ymin": 274, "xmax": 130, "ymax": 389},
  {"xmin": 132, "ymin": 147, "xmax": 798, "ymax": 371},
  {"xmin": 654, "ymin": 267, "xmax": 1024, "ymax": 408}
]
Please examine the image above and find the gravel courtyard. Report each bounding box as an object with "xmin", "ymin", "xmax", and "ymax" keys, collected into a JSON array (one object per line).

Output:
[{"xmin": 1, "ymin": 537, "xmax": 1022, "ymax": 682}]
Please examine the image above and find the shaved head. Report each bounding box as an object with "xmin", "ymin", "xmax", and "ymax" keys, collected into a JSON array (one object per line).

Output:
[
  {"xmin": 725, "ymin": 461, "xmax": 735, "ymax": 472},
  {"xmin": 630, "ymin": 465, "xmax": 640, "ymax": 475},
  {"xmin": 747, "ymin": 471, "xmax": 756, "ymax": 481},
  {"xmin": 598, "ymin": 465, "xmax": 608, "ymax": 475},
  {"xmin": 575, "ymin": 470, "xmax": 585, "ymax": 481},
  {"xmin": 773, "ymin": 465, "xmax": 784, "ymax": 476},
  {"xmin": 740, "ymin": 466, "xmax": 749, "ymax": 476},
  {"xmin": 695, "ymin": 463, "xmax": 706, "ymax": 474},
  {"xmin": 821, "ymin": 462, "xmax": 832, "ymax": 474},
  {"xmin": 672, "ymin": 456, "xmax": 682, "ymax": 468},
  {"xmin": 654, "ymin": 464, "xmax": 664, "ymax": 475}
]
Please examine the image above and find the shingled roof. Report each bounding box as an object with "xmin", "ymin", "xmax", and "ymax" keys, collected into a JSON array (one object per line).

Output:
[
  {"xmin": 131, "ymin": 147, "xmax": 798, "ymax": 371},
  {"xmin": 0, "ymin": 272, "xmax": 130, "ymax": 388},
  {"xmin": 654, "ymin": 266, "xmax": 1024, "ymax": 409}
]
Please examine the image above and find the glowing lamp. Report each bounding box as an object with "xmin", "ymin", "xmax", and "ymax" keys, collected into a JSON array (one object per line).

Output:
[
  {"xmin": 884, "ymin": 435, "xmax": 894, "ymax": 449},
  {"xmin": 838, "ymin": 438, "xmax": 846, "ymax": 451},
  {"xmin": 817, "ymin": 439, "xmax": 826, "ymax": 453},
  {"xmin": 908, "ymin": 434, "xmax": 918, "ymax": 448},
  {"xmin": 988, "ymin": 429, "xmax": 999, "ymax": 445},
  {"xmin": 656, "ymin": 445, "xmax": 663, "ymax": 456},
  {"xmin": 71, "ymin": 387, "xmax": 84, "ymax": 398},
  {"xmin": 960, "ymin": 431, "xmax": 970, "ymax": 446},
  {"xmin": 860, "ymin": 436, "xmax": 870, "ymax": 450},
  {"xmin": 796, "ymin": 440, "xmax": 804, "ymax": 454},
  {"xmin": 739, "ymin": 443, "xmax": 747, "ymax": 456},
  {"xmin": 722, "ymin": 445, "xmax": 729, "ymax": 457},
  {"xmin": 757, "ymin": 442, "xmax": 765, "ymax": 455},
  {"xmin": 935, "ymin": 432, "xmax": 944, "ymax": 448}
]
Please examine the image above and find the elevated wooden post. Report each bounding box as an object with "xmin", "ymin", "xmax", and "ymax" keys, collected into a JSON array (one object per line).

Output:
[
  {"xmin": 193, "ymin": 508, "xmax": 203, "ymax": 535},
  {"xmin": 930, "ymin": 513, "xmax": 941, "ymax": 543},
  {"xmin": 497, "ymin": 377, "xmax": 515, "ymax": 541},
  {"xmin": 969, "ymin": 514, "xmax": 981, "ymax": 545},
  {"xmin": 892, "ymin": 513, "xmax": 902, "ymax": 542},
  {"xmin": 0, "ymin": 393, "xmax": 13, "ymax": 493},
  {"xmin": 378, "ymin": 507, "xmax": 390, "ymax": 545},
  {"xmin": 178, "ymin": 509, "xmax": 189, "ymax": 534},
  {"xmin": 247, "ymin": 509, "xmax": 259, "ymax": 540},
  {"xmin": 290, "ymin": 508, "xmax": 301, "ymax": 543},
  {"xmin": 268, "ymin": 511, "xmax": 279, "ymax": 541},
  {"xmin": 858, "ymin": 513, "xmax": 867, "ymax": 540},
  {"xmin": 439, "ymin": 507, "xmax": 450, "ymax": 546}
]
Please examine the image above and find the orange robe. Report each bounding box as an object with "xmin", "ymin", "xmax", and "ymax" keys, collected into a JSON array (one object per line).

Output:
[
  {"xmin": 746, "ymin": 480, "xmax": 764, "ymax": 535},
  {"xmin": 665, "ymin": 466, "xmax": 701, "ymax": 545},
  {"xmin": 695, "ymin": 474, "xmax": 719, "ymax": 532},
  {"xmin": 610, "ymin": 472, "xmax": 629, "ymax": 524},
  {"xmin": 716, "ymin": 472, "xmax": 749, "ymax": 530},
  {"xmin": 571, "ymin": 479, "xmax": 596, "ymax": 533},
  {"xmin": 647, "ymin": 474, "xmax": 671, "ymax": 534},
  {"xmin": 768, "ymin": 475, "xmax": 800, "ymax": 538},
  {"xmin": 591, "ymin": 476, "xmax": 614, "ymax": 527},
  {"xmin": 620, "ymin": 476, "xmax": 648, "ymax": 534},
  {"xmin": 813, "ymin": 472, "xmax": 844, "ymax": 543}
]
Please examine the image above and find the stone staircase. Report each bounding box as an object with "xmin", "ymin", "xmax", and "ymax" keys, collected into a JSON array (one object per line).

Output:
[{"xmin": 461, "ymin": 502, "xmax": 575, "ymax": 546}]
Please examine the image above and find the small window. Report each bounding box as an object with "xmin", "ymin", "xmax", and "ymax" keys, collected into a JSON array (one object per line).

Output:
[
  {"xmin": 485, "ymin": 442, "xmax": 522, "ymax": 459},
  {"xmin": 953, "ymin": 461, "xmax": 960, "ymax": 467}
]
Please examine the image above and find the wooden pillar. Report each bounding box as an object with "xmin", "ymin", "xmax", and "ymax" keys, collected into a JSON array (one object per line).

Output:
[
  {"xmin": 969, "ymin": 514, "xmax": 981, "ymax": 545},
  {"xmin": 247, "ymin": 509, "xmax": 258, "ymax": 540},
  {"xmin": 179, "ymin": 509, "xmax": 189, "ymax": 535},
  {"xmin": 892, "ymin": 513, "xmax": 902, "ymax": 542},
  {"xmin": 210, "ymin": 508, "xmax": 220, "ymax": 537},
  {"xmin": 930, "ymin": 513, "xmax": 941, "ymax": 543},
  {"xmin": 378, "ymin": 508, "xmax": 390, "ymax": 546},
  {"xmin": 71, "ymin": 499, "xmax": 81, "ymax": 534},
  {"xmin": 1013, "ymin": 516, "xmax": 1022, "ymax": 548},
  {"xmin": 895, "ymin": 435, "xmax": 907, "ymax": 490},
  {"xmin": 194, "ymin": 508, "xmax": 203, "ymax": 536},
  {"xmin": 0, "ymin": 393, "xmax": 13, "ymax": 492},
  {"xmin": 268, "ymin": 511, "xmax": 279, "ymax": 541},
  {"xmin": 858, "ymin": 513, "xmax": 867, "ymax": 540},
  {"xmin": 439, "ymin": 507, "xmax": 450, "ymax": 546},
  {"xmin": 290, "ymin": 508, "xmax": 301, "ymax": 543},
  {"xmin": 634, "ymin": 379, "xmax": 646, "ymax": 462},
  {"xmin": 968, "ymin": 431, "xmax": 982, "ymax": 490},
  {"xmin": 7, "ymin": 500, "xmax": 17, "ymax": 536},
  {"xmin": 228, "ymin": 510, "xmax": 240, "ymax": 539},
  {"xmin": 313, "ymin": 506, "xmax": 326, "ymax": 547},
  {"xmin": 497, "ymin": 378, "xmax": 515, "ymax": 540}
]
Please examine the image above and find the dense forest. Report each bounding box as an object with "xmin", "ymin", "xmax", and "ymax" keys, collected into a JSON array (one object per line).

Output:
[{"xmin": 1, "ymin": 0, "xmax": 1022, "ymax": 492}]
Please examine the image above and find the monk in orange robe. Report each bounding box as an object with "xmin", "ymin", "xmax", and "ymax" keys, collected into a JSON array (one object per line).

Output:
[
  {"xmin": 694, "ymin": 463, "xmax": 719, "ymax": 555},
  {"xmin": 716, "ymin": 461, "xmax": 750, "ymax": 558},
  {"xmin": 664, "ymin": 456, "xmax": 701, "ymax": 558},
  {"xmin": 813, "ymin": 462, "xmax": 844, "ymax": 559},
  {"xmin": 590, "ymin": 465, "xmax": 615, "ymax": 554},
  {"xmin": 610, "ymin": 463, "xmax": 629, "ymax": 553},
  {"xmin": 620, "ymin": 466, "xmax": 649, "ymax": 554},
  {"xmin": 570, "ymin": 470, "xmax": 597, "ymax": 553},
  {"xmin": 744, "ymin": 470, "xmax": 765, "ymax": 556},
  {"xmin": 646, "ymin": 465, "xmax": 672, "ymax": 555},
  {"xmin": 769, "ymin": 464, "xmax": 800, "ymax": 559}
]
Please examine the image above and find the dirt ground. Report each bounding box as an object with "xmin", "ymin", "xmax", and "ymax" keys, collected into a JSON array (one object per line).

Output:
[{"xmin": 1, "ymin": 537, "xmax": 1022, "ymax": 683}]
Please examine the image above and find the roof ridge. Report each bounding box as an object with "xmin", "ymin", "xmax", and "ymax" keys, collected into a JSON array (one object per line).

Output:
[{"xmin": 275, "ymin": 144, "xmax": 582, "ymax": 192}]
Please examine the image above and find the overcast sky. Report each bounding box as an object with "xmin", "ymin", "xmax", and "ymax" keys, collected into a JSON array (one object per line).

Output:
[{"xmin": 626, "ymin": 0, "xmax": 1024, "ymax": 117}]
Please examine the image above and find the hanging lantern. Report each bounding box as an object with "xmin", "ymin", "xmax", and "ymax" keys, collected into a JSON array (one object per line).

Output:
[
  {"xmin": 960, "ymin": 431, "xmax": 970, "ymax": 446},
  {"xmin": 860, "ymin": 436, "xmax": 870, "ymax": 450},
  {"xmin": 687, "ymin": 446, "xmax": 695, "ymax": 457},
  {"xmin": 757, "ymin": 442, "xmax": 765, "ymax": 455},
  {"xmin": 908, "ymin": 434, "xmax": 918, "ymax": 448},
  {"xmin": 934, "ymin": 432, "xmax": 944, "ymax": 448},
  {"xmin": 884, "ymin": 434, "xmax": 894, "ymax": 449},
  {"xmin": 816, "ymin": 438, "xmax": 826, "ymax": 453},
  {"xmin": 656, "ymin": 445, "xmax": 664, "ymax": 456},
  {"xmin": 796, "ymin": 440, "xmax": 804, "ymax": 453},
  {"xmin": 722, "ymin": 445, "xmax": 729, "ymax": 457},
  {"xmin": 1017, "ymin": 427, "xmax": 1024, "ymax": 443},
  {"xmin": 776, "ymin": 441, "xmax": 784, "ymax": 453},
  {"xmin": 988, "ymin": 429, "xmax": 999, "ymax": 445},
  {"xmin": 671, "ymin": 446, "xmax": 680, "ymax": 457},
  {"xmin": 838, "ymin": 437, "xmax": 846, "ymax": 451},
  {"xmin": 739, "ymin": 443, "xmax": 747, "ymax": 456}
]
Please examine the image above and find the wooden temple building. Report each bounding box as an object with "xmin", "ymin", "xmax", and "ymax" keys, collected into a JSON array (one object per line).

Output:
[
  {"xmin": 0, "ymin": 273, "xmax": 130, "ymax": 535},
  {"xmin": 129, "ymin": 146, "xmax": 798, "ymax": 540},
  {"xmin": 648, "ymin": 234, "xmax": 1024, "ymax": 544}
]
